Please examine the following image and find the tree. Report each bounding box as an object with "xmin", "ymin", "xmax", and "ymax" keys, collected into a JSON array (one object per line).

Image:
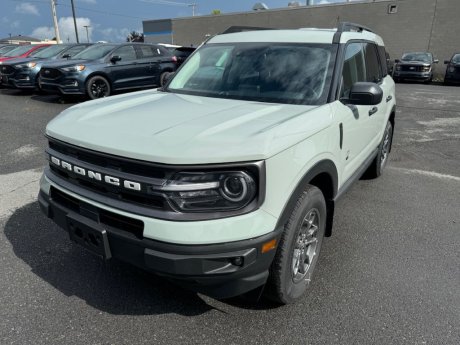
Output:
[
  {"xmin": 211, "ymin": 9, "xmax": 221, "ymax": 15},
  {"xmin": 126, "ymin": 31, "xmax": 144, "ymax": 42}
]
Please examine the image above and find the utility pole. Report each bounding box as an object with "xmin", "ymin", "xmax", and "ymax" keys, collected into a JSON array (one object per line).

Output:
[
  {"xmin": 188, "ymin": 3, "xmax": 197, "ymax": 16},
  {"xmin": 70, "ymin": 0, "xmax": 79, "ymax": 43},
  {"xmin": 50, "ymin": 0, "xmax": 61, "ymax": 43},
  {"xmin": 83, "ymin": 25, "xmax": 91, "ymax": 43}
]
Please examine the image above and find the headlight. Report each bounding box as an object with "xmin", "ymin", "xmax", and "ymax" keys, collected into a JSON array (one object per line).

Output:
[
  {"xmin": 422, "ymin": 66, "xmax": 431, "ymax": 72},
  {"xmin": 156, "ymin": 171, "xmax": 257, "ymax": 212},
  {"xmin": 395, "ymin": 65, "xmax": 401, "ymax": 71},
  {"xmin": 16, "ymin": 62, "xmax": 37, "ymax": 69},
  {"xmin": 61, "ymin": 65, "xmax": 85, "ymax": 72},
  {"xmin": 448, "ymin": 66, "xmax": 455, "ymax": 73}
]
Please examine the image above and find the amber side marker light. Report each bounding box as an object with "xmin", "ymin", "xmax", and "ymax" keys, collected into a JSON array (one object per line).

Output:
[{"xmin": 261, "ymin": 239, "xmax": 277, "ymax": 254}]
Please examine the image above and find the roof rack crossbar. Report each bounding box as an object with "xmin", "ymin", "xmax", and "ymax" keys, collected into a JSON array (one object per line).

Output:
[
  {"xmin": 220, "ymin": 26, "xmax": 275, "ymax": 34},
  {"xmin": 337, "ymin": 22, "xmax": 375, "ymax": 34}
]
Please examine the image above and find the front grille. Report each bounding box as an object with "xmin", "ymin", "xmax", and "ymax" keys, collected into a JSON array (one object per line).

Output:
[
  {"xmin": 47, "ymin": 138, "xmax": 173, "ymax": 212},
  {"xmin": 400, "ymin": 65, "xmax": 425, "ymax": 72},
  {"xmin": 49, "ymin": 140, "xmax": 168, "ymax": 178},
  {"xmin": 50, "ymin": 186, "xmax": 144, "ymax": 239},
  {"xmin": 41, "ymin": 68, "xmax": 62, "ymax": 79},
  {"xmin": 0, "ymin": 65, "xmax": 15, "ymax": 75}
]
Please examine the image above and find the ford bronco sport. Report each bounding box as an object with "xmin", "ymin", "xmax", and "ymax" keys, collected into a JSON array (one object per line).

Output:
[{"xmin": 38, "ymin": 23, "xmax": 396, "ymax": 304}]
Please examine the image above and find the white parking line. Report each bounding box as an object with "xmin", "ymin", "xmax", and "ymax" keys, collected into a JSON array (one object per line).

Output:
[
  {"xmin": 389, "ymin": 167, "xmax": 460, "ymax": 182},
  {"xmin": 0, "ymin": 169, "xmax": 42, "ymax": 220}
]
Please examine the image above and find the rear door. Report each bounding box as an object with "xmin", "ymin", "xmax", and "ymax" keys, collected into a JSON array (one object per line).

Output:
[
  {"xmin": 136, "ymin": 45, "xmax": 160, "ymax": 87},
  {"xmin": 106, "ymin": 45, "xmax": 143, "ymax": 90},
  {"xmin": 363, "ymin": 43, "xmax": 389, "ymax": 142}
]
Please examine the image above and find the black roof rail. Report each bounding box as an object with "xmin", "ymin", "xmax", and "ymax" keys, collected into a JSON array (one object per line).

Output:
[
  {"xmin": 337, "ymin": 22, "xmax": 375, "ymax": 34},
  {"xmin": 220, "ymin": 26, "xmax": 275, "ymax": 34},
  {"xmin": 333, "ymin": 22, "xmax": 375, "ymax": 43}
]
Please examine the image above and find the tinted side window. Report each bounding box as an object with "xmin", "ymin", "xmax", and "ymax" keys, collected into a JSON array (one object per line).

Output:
[
  {"xmin": 364, "ymin": 43, "xmax": 381, "ymax": 83},
  {"xmin": 341, "ymin": 43, "xmax": 366, "ymax": 98},
  {"xmin": 62, "ymin": 45, "xmax": 88, "ymax": 58},
  {"xmin": 113, "ymin": 45, "xmax": 137, "ymax": 61},
  {"xmin": 377, "ymin": 46, "xmax": 388, "ymax": 77},
  {"xmin": 139, "ymin": 45, "xmax": 155, "ymax": 58}
]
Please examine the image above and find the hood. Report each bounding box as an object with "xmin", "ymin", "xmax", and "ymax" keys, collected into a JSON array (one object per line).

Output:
[
  {"xmin": 1, "ymin": 57, "xmax": 37, "ymax": 66},
  {"xmin": 41, "ymin": 59, "xmax": 97, "ymax": 69},
  {"xmin": 46, "ymin": 90, "xmax": 332, "ymax": 164}
]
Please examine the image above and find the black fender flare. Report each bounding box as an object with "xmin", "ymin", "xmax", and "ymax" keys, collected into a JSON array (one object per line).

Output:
[{"xmin": 275, "ymin": 159, "xmax": 338, "ymax": 237}]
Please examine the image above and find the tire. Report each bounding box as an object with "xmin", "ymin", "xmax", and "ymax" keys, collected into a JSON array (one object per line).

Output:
[
  {"xmin": 86, "ymin": 75, "xmax": 111, "ymax": 100},
  {"xmin": 365, "ymin": 121, "xmax": 393, "ymax": 179},
  {"xmin": 159, "ymin": 71, "xmax": 171, "ymax": 87},
  {"xmin": 265, "ymin": 185, "xmax": 326, "ymax": 304}
]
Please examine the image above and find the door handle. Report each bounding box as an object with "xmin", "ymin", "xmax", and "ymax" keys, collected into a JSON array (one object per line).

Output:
[
  {"xmin": 369, "ymin": 107, "xmax": 378, "ymax": 116},
  {"xmin": 386, "ymin": 95, "xmax": 392, "ymax": 102}
]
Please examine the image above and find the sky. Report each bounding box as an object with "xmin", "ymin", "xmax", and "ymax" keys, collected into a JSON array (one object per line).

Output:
[{"xmin": 1, "ymin": 0, "xmax": 353, "ymax": 43}]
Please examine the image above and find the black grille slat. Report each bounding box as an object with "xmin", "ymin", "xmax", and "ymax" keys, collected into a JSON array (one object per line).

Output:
[
  {"xmin": 48, "ymin": 140, "xmax": 167, "ymax": 178},
  {"xmin": 50, "ymin": 187, "xmax": 144, "ymax": 238},
  {"xmin": 40, "ymin": 68, "xmax": 62, "ymax": 79},
  {"xmin": 1, "ymin": 65, "xmax": 15, "ymax": 75},
  {"xmin": 400, "ymin": 65, "xmax": 426, "ymax": 72}
]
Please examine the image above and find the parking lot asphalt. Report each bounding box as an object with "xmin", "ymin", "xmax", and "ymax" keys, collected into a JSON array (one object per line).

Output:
[{"xmin": 0, "ymin": 84, "xmax": 459, "ymax": 345}]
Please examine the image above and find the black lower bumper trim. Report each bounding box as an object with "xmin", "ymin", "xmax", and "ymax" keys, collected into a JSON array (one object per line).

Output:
[{"xmin": 38, "ymin": 189, "xmax": 280, "ymax": 298}]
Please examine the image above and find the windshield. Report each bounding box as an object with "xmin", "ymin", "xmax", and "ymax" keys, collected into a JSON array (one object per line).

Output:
[
  {"xmin": 3, "ymin": 45, "xmax": 33, "ymax": 57},
  {"xmin": 452, "ymin": 54, "xmax": 460, "ymax": 64},
  {"xmin": 31, "ymin": 45, "xmax": 68, "ymax": 58},
  {"xmin": 167, "ymin": 43, "xmax": 335, "ymax": 105},
  {"xmin": 0, "ymin": 45, "xmax": 17, "ymax": 55},
  {"xmin": 72, "ymin": 44, "xmax": 117, "ymax": 60},
  {"xmin": 401, "ymin": 52, "xmax": 432, "ymax": 63}
]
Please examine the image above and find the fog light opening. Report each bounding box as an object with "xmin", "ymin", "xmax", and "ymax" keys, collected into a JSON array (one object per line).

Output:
[{"xmin": 231, "ymin": 256, "xmax": 244, "ymax": 267}]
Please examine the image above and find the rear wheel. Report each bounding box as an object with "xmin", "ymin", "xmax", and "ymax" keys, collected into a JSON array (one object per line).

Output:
[
  {"xmin": 86, "ymin": 75, "xmax": 111, "ymax": 100},
  {"xmin": 365, "ymin": 120, "xmax": 393, "ymax": 179},
  {"xmin": 265, "ymin": 185, "xmax": 326, "ymax": 304}
]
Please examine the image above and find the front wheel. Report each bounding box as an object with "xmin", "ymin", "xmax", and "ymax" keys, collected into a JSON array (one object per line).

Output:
[
  {"xmin": 265, "ymin": 185, "xmax": 326, "ymax": 304},
  {"xmin": 86, "ymin": 75, "xmax": 111, "ymax": 100},
  {"xmin": 159, "ymin": 71, "xmax": 171, "ymax": 87}
]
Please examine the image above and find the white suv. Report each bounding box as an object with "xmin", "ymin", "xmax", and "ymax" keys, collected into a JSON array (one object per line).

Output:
[{"xmin": 38, "ymin": 22, "xmax": 396, "ymax": 304}]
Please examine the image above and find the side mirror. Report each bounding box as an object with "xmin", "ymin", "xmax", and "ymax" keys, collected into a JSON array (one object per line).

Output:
[
  {"xmin": 395, "ymin": 59, "xmax": 400, "ymax": 63},
  {"xmin": 433, "ymin": 59, "xmax": 439, "ymax": 64},
  {"xmin": 342, "ymin": 82, "xmax": 383, "ymax": 106},
  {"xmin": 110, "ymin": 55, "xmax": 121, "ymax": 63},
  {"xmin": 62, "ymin": 53, "xmax": 71, "ymax": 59},
  {"xmin": 444, "ymin": 60, "xmax": 450, "ymax": 64}
]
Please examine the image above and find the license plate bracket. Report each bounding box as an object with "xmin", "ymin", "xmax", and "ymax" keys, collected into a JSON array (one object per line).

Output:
[{"xmin": 67, "ymin": 214, "xmax": 112, "ymax": 259}]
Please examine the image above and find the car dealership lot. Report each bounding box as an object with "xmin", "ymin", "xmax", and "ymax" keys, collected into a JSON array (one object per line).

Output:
[{"xmin": 0, "ymin": 84, "xmax": 459, "ymax": 344}]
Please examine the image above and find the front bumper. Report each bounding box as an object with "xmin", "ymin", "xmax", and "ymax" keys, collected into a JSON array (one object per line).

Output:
[
  {"xmin": 393, "ymin": 71, "xmax": 432, "ymax": 81},
  {"xmin": 39, "ymin": 76, "xmax": 86, "ymax": 95},
  {"xmin": 1, "ymin": 68, "xmax": 39, "ymax": 89},
  {"xmin": 38, "ymin": 179, "xmax": 281, "ymax": 299}
]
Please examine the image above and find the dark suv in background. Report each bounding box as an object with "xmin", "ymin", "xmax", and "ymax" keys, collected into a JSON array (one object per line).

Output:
[
  {"xmin": 39, "ymin": 43, "xmax": 177, "ymax": 99},
  {"xmin": 444, "ymin": 53, "xmax": 460, "ymax": 85},
  {"xmin": 0, "ymin": 44, "xmax": 91, "ymax": 90},
  {"xmin": 393, "ymin": 52, "xmax": 438, "ymax": 83}
]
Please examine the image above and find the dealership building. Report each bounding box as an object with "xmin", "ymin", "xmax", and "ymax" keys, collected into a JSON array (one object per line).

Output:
[{"xmin": 143, "ymin": 0, "xmax": 460, "ymax": 77}]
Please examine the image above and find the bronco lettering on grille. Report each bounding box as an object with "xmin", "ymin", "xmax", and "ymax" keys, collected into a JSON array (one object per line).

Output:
[{"xmin": 50, "ymin": 155, "xmax": 141, "ymax": 191}]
